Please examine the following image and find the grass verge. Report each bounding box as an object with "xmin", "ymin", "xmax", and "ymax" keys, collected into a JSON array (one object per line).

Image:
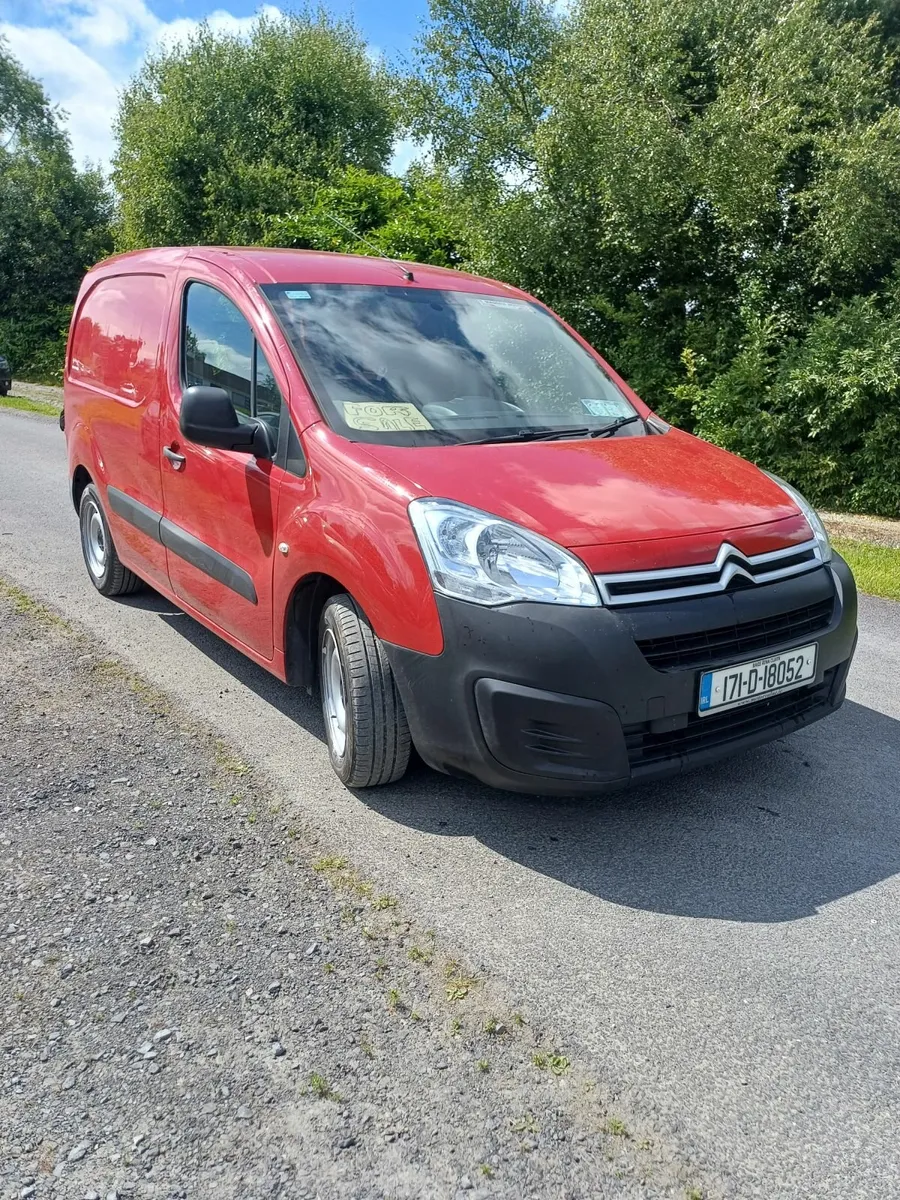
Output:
[
  {"xmin": 0, "ymin": 578, "xmax": 70, "ymax": 628},
  {"xmin": 833, "ymin": 537, "xmax": 900, "ymax": 602},
  {"xmin": 1, "ymin": 394, "xmax": 61, "ymax": 418}
]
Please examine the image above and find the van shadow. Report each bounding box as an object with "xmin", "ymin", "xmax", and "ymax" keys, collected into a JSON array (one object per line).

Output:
[
  {"xmin": 376, "ymin": 698, "xmax": 900, "ymax": 923},
  {"xmin": 115, "ymin": 589, "xmax": 900, "ymax": 925}
]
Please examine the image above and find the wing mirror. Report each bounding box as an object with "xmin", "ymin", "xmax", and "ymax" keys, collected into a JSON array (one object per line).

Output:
[{"xmin": 179, "ymin": 386, "xmax": 275, "ymax": 458}]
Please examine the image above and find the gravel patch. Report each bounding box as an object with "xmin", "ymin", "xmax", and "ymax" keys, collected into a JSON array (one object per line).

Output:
[
  {"xmin": 9, "ymin": 382, "xmax": 63, "ymax": 410},
  {"xmin": 0, "ymin": 587, "xmax": 708, "ymax": 1200},
  {"xmin": 822, "ymin": 510, "xmax": 900, "ymax": 549}
]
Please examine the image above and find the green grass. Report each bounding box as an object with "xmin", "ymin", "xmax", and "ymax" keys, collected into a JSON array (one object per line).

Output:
[
  {"xmin": 0, "ymin": 578, "xmax": 68, "ymax": 628},
  {"xmin": 1, "ymin": 394, "xmax": 60, "ymax": 418},
  {"xmin": 308, "ymin": 1072, "xmax": 339, "ymax": 1101},
  {"xmin": 312, "ymin": 854, "xmax": 347, "ymax": 872},
  {"xmin": 833, "ymin": 537, "xmax": 900, "ymax": 602},
  {"xmin": 213, "ymin": 740, "xmax": 250, "ymax": 776}
]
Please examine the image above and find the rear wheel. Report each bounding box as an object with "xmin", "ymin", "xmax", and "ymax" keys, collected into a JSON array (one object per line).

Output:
[
  {"xmin": 78, "ymin": 483, "xmax": 142, "ymax": 597},
  {"xmin": 319, "ymin": 594, "xmax": 411, "ymax": 787}
]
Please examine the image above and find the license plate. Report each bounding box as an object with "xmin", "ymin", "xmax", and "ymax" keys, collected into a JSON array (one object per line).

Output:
[{"xmin": 698, "ymin": 644, "xmax": 818, "ymax": 716}]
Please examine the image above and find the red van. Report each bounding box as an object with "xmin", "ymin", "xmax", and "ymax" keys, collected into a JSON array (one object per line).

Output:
[{"xmin": 62, "ymin": 248, "xmax": 857, "ymax": 794}]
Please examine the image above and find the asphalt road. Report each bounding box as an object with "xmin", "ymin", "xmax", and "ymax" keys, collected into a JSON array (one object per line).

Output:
[{"xmin": 2, "ymin": 407, "xmax": 899, "ymax": 1199}]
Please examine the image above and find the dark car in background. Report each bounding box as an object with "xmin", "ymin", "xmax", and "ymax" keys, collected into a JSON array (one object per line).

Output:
[{"xmin": 0, "ymin": 354, "xmax": 11, "ymax": 396}]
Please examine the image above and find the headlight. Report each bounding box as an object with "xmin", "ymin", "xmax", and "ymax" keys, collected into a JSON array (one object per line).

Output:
[
  {"xmin": 408, "ymin": 498, "xmax": 600, "ymax": 607},
  {"xmin": 764, "ymin": 472, "xmax": 832, "ymax": 563}
]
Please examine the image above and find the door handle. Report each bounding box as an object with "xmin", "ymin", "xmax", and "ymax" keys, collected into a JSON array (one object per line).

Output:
[{"xmin": 163, "ymin": 445, "xmax": 186, "ymax": 471}]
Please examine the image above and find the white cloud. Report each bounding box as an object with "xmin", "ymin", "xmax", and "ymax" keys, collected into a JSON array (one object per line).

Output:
[
  {"xmin": 0, "ymin": 22, "xmax": 122, "ymax": 166},
  {"xmin": 1, "ymin": 1, "xmax": 283, "ymax": 170},
  {"xmin": 154, "ymin": 5, "xmax": 281, "ymax": 53},
  {"xmin": 58, "ymin": 0, "xmax": 161, "ymax": 49}
]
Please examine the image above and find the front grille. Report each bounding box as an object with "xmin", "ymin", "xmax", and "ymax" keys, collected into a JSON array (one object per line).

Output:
[
  {"xmin": 637, "ymin": 597, "xmax": 834, "ymax": 671},
  {"xmin": 595, "ymin": 538, "xmax": 824, "ymax": 606},
  {"xmin": 624, "ymin": 670, "xmax": 835, "ymax": 768}
]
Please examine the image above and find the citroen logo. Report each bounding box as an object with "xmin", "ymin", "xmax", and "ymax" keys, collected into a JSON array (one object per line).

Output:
[{"xmin": 714, "ymin": 543, "xmax": 757, "ymax": 588}]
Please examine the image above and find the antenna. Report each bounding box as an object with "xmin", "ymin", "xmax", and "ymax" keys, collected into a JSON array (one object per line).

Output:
[{"xmin": 325, "ymin": 212, "xmax": 415, "ymax": 282}]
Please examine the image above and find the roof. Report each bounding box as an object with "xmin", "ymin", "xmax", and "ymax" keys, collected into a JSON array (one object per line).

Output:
[{"xmin": 88, "ymin": 246, "xmax": 528, "ymax": 298}]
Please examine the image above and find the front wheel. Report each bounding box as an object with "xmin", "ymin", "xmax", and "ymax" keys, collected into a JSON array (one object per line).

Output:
[
  {"xmin": 319, "ymin": 595, "xmax": 411, "ymax": 788},
  {"xmin": 78, "ymin": 483, "xmax": 143, "ymax": 597}
]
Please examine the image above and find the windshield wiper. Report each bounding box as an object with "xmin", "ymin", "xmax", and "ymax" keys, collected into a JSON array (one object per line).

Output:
[
  {"xmin": 454, "ymin": 426, "xmax": 593, "ymax": 446},
  {"xmin": 453, "ymin": 414, "xmax": 642, "ymax": 446},
  {"xmin": 589, "ymin": 414, "xmax": 642, "ymax": 438}
]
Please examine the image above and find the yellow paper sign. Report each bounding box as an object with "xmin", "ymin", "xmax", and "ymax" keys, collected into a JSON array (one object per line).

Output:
[{"xmin": 340, "ymin": 402, "xmax": 434, "ymax": 432}]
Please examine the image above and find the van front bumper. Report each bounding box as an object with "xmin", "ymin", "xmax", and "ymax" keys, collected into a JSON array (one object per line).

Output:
[{"xmin": 384, "ymin": 556, "xmax": 858, "ymax": 795}]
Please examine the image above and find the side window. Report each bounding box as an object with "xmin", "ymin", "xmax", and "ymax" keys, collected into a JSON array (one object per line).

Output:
[
  {"xmin": 182, "ymin": 282, "xmax": 283, "ymax": 426},
  {"xmin": 254, "ymin": 342, "xmax": 282, "ymax": 435}
]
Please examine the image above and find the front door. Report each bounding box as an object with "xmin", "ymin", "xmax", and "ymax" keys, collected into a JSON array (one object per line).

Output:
[{"xmin": 159, "ymin": 274, "xmax": 287, "ymax": 659}]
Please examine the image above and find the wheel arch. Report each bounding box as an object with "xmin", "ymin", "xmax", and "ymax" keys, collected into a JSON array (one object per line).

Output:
[
  {"xmin": 283, "ymin": 571, "xmax": 357, "ymax": 689},
  {"xmin": 71, "ymin": 463, "xmax": 93, "ymax": 511}
]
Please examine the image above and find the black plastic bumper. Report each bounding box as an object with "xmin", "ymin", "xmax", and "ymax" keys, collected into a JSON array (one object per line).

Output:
[{"xmin": 384, "ymin": 557, "xmax": 858, "ymax": 795}]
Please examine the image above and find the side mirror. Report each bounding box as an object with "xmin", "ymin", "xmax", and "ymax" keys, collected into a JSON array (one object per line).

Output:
[{"xmin": 179, "ymin": 385, "xmax": 274, "ymax": 458}]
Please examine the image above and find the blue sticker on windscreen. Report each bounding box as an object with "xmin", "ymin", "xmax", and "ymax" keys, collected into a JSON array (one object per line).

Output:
[
  {"xmin": 285, "ymin": 289, "xmax": 311, "ymax": 300},
  {"xmin": 473, "ymin": 297, "xmax": 523, "ymax": 308},
  {"xmin": 580, "ymin": 398, "xmax": 632, "ymax": 417}
]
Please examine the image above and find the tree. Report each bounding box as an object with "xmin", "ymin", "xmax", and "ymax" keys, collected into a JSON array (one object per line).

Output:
[
  {"xmin": 0, "ymin": 39, "xmax": 112, "ymax": 380},
  {"xmin": 113, "ymin": 11, "xmax": 397, "ymax": 249},
  {"xmin": 407, "ymin": 0, "xmax": 900, "ymax": 514},
  {"xmin": 404, "ymin": 0, "xmax": 559, "ymax": 186},
  {"xmin": 0, "ymin": 38, "xmax": 58, "ymax": 150},
  {"xmin": 264, "ymin": 165, "xmax": 467, "ymax": 267}
]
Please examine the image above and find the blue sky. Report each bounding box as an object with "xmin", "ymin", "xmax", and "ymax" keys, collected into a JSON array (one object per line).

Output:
[{"xmin": 1, "ymin": 0, "xmax": 430, "ymax": 170}]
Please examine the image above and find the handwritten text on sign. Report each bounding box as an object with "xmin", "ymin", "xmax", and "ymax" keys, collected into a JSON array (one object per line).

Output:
[{"xmin": 339, "ymin": 402, "xmax": 435, "ymax": 432}]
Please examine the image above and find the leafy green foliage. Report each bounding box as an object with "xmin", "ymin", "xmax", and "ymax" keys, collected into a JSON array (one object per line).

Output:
[
  {"xmin": 692, "ymin": 290, "xmax": 900, "ymax": 514},
  {"xmin": 404, "ymin": 0, "xmax": 560, "ymax": 186},
  {"xmin": 0, "ymin": 39, "xmax": 112, "ymax": 381},
  {"xmin": 265, "ymin": 165, "xmax": 467, "ymax": 266},
  {"xmin": 408, "ymin": 0, "xmax": 900, "ymax": 515},
  {"xmin": 0, "ymin": 36, "xmax": 59, "ymax": 149},
  {"xmin": 113, "ymin": 11, "xmax": 396, "ymax": 249}
]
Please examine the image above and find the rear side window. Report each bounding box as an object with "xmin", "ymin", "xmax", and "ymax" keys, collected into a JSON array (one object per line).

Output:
[
  {"xmin": 182, "ymin": 282, "xmax": 283, "ymax": 434},
  {"xmin": 69, "ymin": 274, "xmax": 168, "ymax": 400}
]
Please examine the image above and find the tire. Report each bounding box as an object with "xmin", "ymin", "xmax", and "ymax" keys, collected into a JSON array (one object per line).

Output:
[
  {"xmin": 319, "ymin": 594, "xmax": 411, "ymax": 787},
  {"xmin": 78, "ymin": 483, "xmax": 143, "ymax": 597}
]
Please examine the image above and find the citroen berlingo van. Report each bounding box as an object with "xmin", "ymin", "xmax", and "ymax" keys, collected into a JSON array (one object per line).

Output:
[{"xmin": 63, "ymin": 248, "xmax": 857, "ymax": 793}]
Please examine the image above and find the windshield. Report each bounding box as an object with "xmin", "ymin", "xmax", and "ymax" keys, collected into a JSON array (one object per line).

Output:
[{"xmin": 261, "ymin": 284, "xmax": 646, "ymax": 446}]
